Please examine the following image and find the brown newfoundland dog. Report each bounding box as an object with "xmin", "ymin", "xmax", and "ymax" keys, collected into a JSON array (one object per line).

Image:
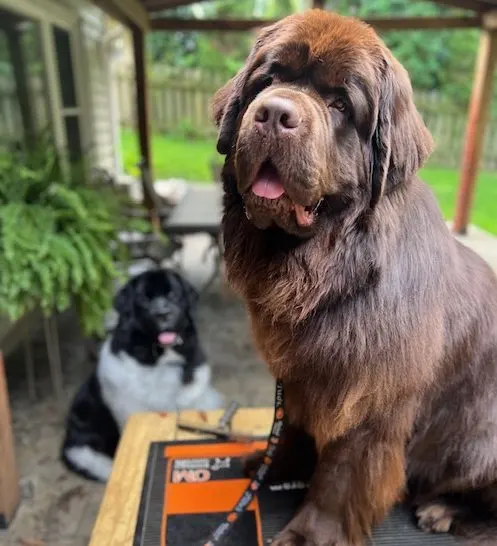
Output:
[{"xmin": 213, "ymin": 9, "xmax": 497, "ymax": 546}]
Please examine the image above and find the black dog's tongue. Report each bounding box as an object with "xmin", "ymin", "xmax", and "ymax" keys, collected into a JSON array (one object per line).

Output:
[{"xmin": 158, "ymin": 332, "xmax": 177, "ymax": 346}]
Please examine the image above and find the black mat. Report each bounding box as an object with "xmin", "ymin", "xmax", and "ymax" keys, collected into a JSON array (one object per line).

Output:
[{"xmin": 133, "ymin": 440, "xmax": 457, "ymax": 546}]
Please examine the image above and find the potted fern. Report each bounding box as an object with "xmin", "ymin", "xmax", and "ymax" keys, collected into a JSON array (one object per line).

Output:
[{"xmin": 0, "ymin": 135, "xmax": 139, "ymax": 336}]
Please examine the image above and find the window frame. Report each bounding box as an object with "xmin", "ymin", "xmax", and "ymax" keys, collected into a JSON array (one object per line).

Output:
[{"xmin": 0, "ymin": 0, "xmax": 89, "ymax": 165}]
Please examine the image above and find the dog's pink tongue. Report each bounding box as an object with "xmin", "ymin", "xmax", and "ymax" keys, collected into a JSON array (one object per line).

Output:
[
  {"xmin": 251, "ymin": 165, "xmax": 285, "ymax": 199},
  {"xmin": 252, "ymin": 179, "xmax": 285, "ymax": 199},
  {"xmin": 158, "ymin": 332, "xmax": 176, "ymax": 345}
]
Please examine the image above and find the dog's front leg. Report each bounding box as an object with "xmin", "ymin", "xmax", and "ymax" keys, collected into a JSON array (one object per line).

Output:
[
  {"xmin": 244, "ymin": 423, "xmax": 317, "ymax": 483},
  {"xmin": 272, "ymin": 427, "xmax": 406, "ymax": 546}
]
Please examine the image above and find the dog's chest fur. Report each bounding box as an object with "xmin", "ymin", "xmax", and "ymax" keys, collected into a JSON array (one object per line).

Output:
[
  {"xmin": 97, "ymin": 340, "xmax": 213, "ymax": 430},
  {"xmin": 248, "ymin": 304, "xmax": 374, "ymax": 450}
]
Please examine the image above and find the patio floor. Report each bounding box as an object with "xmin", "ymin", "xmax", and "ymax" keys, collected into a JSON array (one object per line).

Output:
[{"xmin": 452, "ymin": 224, "xmax": 497, "ymax": 271}]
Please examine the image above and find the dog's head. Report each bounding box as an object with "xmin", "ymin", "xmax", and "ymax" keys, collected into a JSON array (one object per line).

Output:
[
  {"xmin": 113, "ymin": 269, "xmax": 198, "ymax": 347},
  {"xmin": 213, "ymin": 10, "xmax": 433, "ymax": 237}
]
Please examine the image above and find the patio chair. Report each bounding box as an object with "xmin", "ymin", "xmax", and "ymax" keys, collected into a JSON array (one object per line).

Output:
[
  {"xmin": 162, "ymin": 183, "xmax": 224, "ymax": 293},
  {"xmin": 132, "ymin": 161, "xmax": 224, "ymax": 293}
]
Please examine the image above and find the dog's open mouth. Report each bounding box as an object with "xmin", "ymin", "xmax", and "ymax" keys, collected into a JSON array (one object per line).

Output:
[
  {"xmin": 158, "ymin": 332, "xmax": 178, "ymax": 346},
  {"xmin": 249, "ymin": 161, "xmax": 321, "ymax": 228}
]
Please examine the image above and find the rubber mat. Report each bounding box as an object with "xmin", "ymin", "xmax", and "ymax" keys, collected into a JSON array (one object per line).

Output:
[{"xmin": 133, "ymin": 440, "xmax": 457, "ymax": 546}]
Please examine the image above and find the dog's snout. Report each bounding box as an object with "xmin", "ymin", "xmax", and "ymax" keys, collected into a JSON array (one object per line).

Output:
[{"xmin": 254, "ymin": 96, "xmax": 300, "ymax": 132}]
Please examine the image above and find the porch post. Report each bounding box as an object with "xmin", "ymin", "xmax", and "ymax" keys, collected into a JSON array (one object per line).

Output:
[
  {"xmin": 131, "ymin": 23, "xmax": 155, "ymax": 214},
  {"xmin": 453, "ymin": 13, "xmax": 497, "ymax": 234},
  {"xmin": 0, "ymin": 353, "xmax": 19, "ymax": 528}
]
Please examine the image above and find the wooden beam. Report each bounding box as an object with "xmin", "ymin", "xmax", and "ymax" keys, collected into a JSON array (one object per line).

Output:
[
  {"xmin": 453, "ymin": 17, "xmax": 497, "ymax": 234},
  {"xmin": 150, "ymin": 15, "xmax": 482, "ymax": 32},
  {"xmin": 0, "ymin": 353, "xmax": 19, "ymax": 529},
  {"xmin": 96, "ymin": 0, "xmax": 150, "ymax": 29},
  {"xmin": 367, "ymin": 15, "xmax": 481, "ymax": 30},
  {"xmin": 131, "ymin": 24, "xmax": 155, "ymax": 215},
  {"xmin": 151, "ymin": 17, "xmax": 271, "ymax": 31},
  {"xmin": 432, "ymin": 0, "xmax": 494, "ymax": 13},
  {"xmin": 115, "ymin": 0, "xmax": 150, "ymax": 29},
  {"xmin": 143, "ymin": 0, "xmax": 211, "ymax": 12},
  {"xmin": 92, "ymin": 0, "xmax": 131, "ymax": 26}
]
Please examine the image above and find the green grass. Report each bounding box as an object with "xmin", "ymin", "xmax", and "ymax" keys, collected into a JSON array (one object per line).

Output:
[
  {"xmin": 120, "ymin": 129, "xmax": 497, "ymax": 235},
  {"xmin": 420, "ymin": 167, "xmax": 497, "ymax": 235},
  {"xmin": 120, "ymin": 128, "xmax": 218, "ymax": 182}
]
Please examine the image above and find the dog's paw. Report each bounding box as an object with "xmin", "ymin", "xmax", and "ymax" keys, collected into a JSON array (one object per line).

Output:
[
  {"xmin": 271, "ymin": 502, "xmax": 351, "ymax": 546},
  {"xmin": 271, "ymin": 529, "xmax": 305, "ymax": 545},
  {"xmin": 416, "ymin": 501, "xmax": 458, "ymax": 534}
]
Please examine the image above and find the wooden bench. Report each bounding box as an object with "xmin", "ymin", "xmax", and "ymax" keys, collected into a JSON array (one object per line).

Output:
[{"xmin": 88, "ymin": 409, "xmax": 273, "ymax": 546}]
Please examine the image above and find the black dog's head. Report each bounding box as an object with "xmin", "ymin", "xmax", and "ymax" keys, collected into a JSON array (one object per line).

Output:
[{"xmin": 113, "ymin": 269, "xmax": 199, "ymax": 350}]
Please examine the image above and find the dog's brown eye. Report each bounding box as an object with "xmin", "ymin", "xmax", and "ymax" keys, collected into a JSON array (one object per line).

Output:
[{"xmin": 329, "ymin": 98, "xmax": 347, "ymax": 113}]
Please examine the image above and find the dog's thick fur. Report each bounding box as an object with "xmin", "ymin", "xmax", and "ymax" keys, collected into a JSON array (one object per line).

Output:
[{"xmin": 213, "ymin": 10, "xmax": 497, "ymax": 546}]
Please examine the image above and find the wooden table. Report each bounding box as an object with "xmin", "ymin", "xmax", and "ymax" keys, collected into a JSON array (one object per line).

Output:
[
  {"xmin": 89, "ymin": 408, "xmax": 273, "ymax": 546},
  {"xmin": 164, "ymin": 185, "xmax": 223, "ymax": 238}
]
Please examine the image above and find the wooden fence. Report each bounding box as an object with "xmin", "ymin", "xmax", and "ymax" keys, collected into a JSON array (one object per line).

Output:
[
  {"xmin": 116, "ymin": 67, "xmax": 497, "ymax": 172},
  {"xmin": 2, "ymin": 68, "xmax": 497, "ymax": 171},
  {"xmin": 117, "ymin": 67, "xmax": 228, "ymax": 138}
]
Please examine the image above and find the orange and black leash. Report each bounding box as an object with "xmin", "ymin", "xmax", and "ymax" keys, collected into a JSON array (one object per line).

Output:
[{"xmin": 203, "ymin": 379, "xmax": 285, "ymax": 546}]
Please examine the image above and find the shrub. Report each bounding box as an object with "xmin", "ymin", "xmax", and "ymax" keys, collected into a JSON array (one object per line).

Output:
[{"xmin": 0, "ymin": 135, "xmax": 144, "ymax": 335}]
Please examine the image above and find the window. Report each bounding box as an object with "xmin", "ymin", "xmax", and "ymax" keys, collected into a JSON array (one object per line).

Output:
[
  {"xmin": 0, "ymin": 7, "xmax": 50, "ymax": 150},
  {"xmin": 52, "ymin": 25, "xmax": 83, "ymax": 163},
  {"xmin": 0, "ymin": 7, "xmax": 85, "ymax": 171}
]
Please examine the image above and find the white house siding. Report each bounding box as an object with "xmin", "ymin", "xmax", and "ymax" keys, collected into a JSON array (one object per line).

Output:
[{"xmin": 79, "ymin": 6, "xmax": 119, "ymax": 175}]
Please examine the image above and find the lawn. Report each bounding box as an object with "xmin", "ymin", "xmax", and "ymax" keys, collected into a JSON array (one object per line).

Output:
[
  {"xmin": 121, "ymin": 128, "xmax": 218, "ymax": 183},
  {"xmin": 121, "ymin": 129, "xmax": 497, "ymax": 235},
  {"xmin": 420, "ymin": 167, "xmax": 497, "ymax": 235}
]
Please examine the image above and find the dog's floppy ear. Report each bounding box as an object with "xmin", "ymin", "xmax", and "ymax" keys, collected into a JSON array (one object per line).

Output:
[
  {"xmin": 212, "ymin": 73, "xmax": 244, "ymax": 156},
  {"xmin": 169, "ymin": 270, "xmax": 199, "ymax": 310},
  {"xmin": 113, "ymin": 279, "xmax": 137, "ymax": 317},
  {"xmin": 212, "ymin": 24, "xmax": 278, "ymax": 156},
  {"xmin": 370, "ymin": 54, "xmax": 433, "ymax": 208}
]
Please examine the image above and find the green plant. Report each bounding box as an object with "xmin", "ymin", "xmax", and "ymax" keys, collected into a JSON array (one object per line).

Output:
[{"xmin": 0, "ymin": 134, "xmax": 147, "ymax": 335}]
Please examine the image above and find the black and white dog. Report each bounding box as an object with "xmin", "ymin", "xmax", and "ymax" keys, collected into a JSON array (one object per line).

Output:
[{"xmin": 62, "ymin": 268, "xmax": 223, "ymax": 482}]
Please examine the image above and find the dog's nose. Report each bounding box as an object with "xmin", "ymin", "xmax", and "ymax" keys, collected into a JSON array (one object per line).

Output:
[{"xmin": 254, "ymin": 96, "xmax": 300, "ymax": 132}]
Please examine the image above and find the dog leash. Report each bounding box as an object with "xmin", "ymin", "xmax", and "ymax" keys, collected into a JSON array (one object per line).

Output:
[{"xmin": 203, "ymin": 379, "xmax": 285, "ymax": 546}]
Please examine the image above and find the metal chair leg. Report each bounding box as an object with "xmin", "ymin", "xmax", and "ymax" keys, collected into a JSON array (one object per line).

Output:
[
  {"xmin": 200, "ymin": 235, "xmax": 223, "ymax": 295},
  {"xmin": 22, "ymin": 340, "xmax": 36, "ymax": 401},
  {"xmin": 43, "ymin": 315, "xmax": 64, "ymax": 402}
]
